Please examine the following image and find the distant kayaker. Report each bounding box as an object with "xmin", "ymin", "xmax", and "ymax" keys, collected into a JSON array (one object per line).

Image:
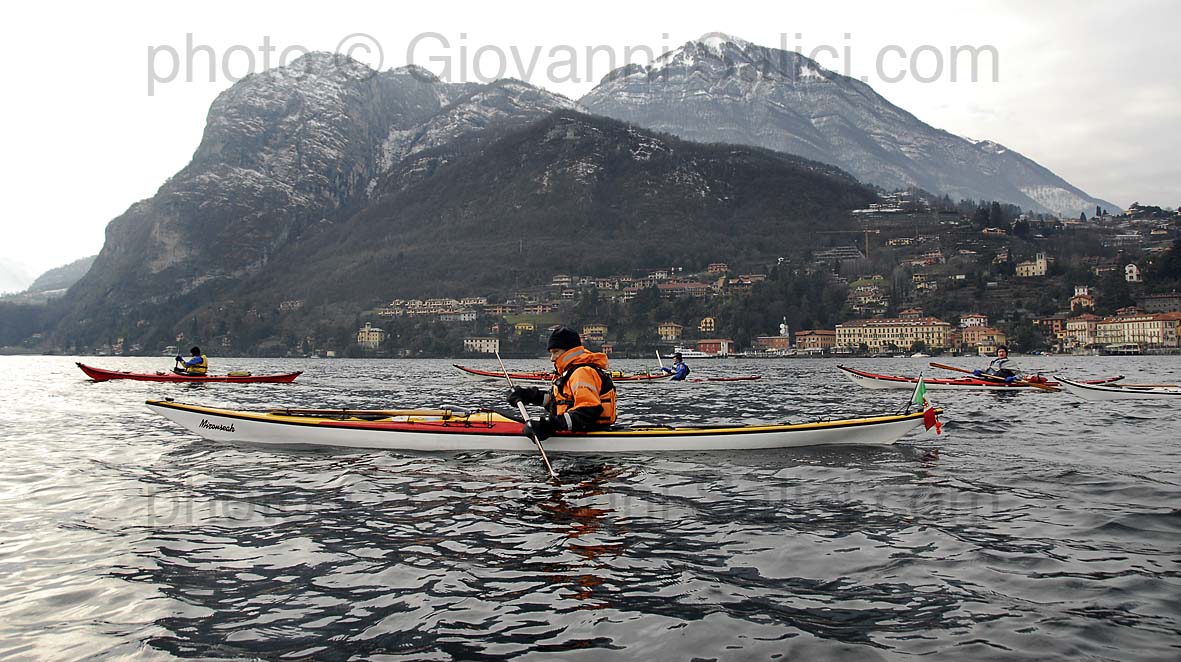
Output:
[
  {"xmin": 506, "ymin": 326, "xmax": 617, "ymax": 440},
  {"xmin": 173, "ymin": 346, "xmax": 209, "ymax": 375},
  {"xmin": 974, "ymin": 346, "xmax": 1017, "ymax": 383},
  {"xmin": 662, "ymin": 352, "xmax": 691, "ymax": 381}
]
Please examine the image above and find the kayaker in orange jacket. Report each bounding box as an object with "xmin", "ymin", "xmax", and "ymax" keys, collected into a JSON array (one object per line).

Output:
[{"xmin": 507, "ymin": 326, "xmax": 617, "ymax": 440}]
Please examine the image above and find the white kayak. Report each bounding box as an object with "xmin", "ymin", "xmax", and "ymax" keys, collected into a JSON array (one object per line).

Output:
[
  {"xmin": 1055, "ymin": 377, "xmax": 1181, "ymax": 401},
  {"xmin": 146, "ymin": 400, "xmax": 938, "ymax": 452}
]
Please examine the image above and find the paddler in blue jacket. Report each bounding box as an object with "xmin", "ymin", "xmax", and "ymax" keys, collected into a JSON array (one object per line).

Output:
[
  {"xmin": 507, "ymin": 327, "xmax": 617, "ymax": 440},
  {"xmin": 173, "ymin": 346, "xmax": 209, "ymax": 375},
  {"xmin": 662, "ymin": 352, "xmax": 691, "ymax": 381}
]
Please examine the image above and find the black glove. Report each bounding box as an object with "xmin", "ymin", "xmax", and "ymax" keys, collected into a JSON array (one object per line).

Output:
[
  {"xmin": 175, "ymin": 356, "xmax": 184, "ymax": 362},
  {"xmin": 972, "ymin": 369, "xmax": 983, "ymax": 377},
  {"xmin": 523, "ymin": 415, "xmax": 561, "ymax": 441},
  {"xmin": 507, "ymin": 386, "xmax": 542, "ymax": 408}
]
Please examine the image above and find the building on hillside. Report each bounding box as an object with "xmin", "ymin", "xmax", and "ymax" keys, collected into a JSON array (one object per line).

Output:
[
  {"xmin": 847, "ymin": 278, "xmax": 889, "ymax": 315},
  {"xmin": 960, "ymin": 313, "xmax": 988, "ymax": 328},
  {"xmin": 696, "ymin": 339, "xmax": 735, "ymax": 356},
  {"xmin": 1107, "ymin": 232, "xmax": 1144, "ymax": 247},
  {"xmin": 1125, "ymin": 263, "xmax": 1142, "ymax": 283},
  {"xmin": 657, "ymin": 282, "xmax": 711, "ymax": 298},
  {"xmin": 1033, "ymin": 314, "xmax": 1069, "ymax": 341},
  {"xmin": 898, "ymin": 308, "xmax": 924, "ymax": 319},
  {"xmin": 814, "ymin": 246, "xmax": 866, "ymax": 263},
  {"xmin": 960, "ymin": 326, "xmax": 1007, "ymax": 355},
  {"xmin": 1096, "ymin": 313, "xmax": 1181, "ymax": 347},
  {"xmin": 1138, "ymin": 292, "xmax": 1181, "ymax": 313},
  {"xmin": 795, "ymin": 329, "xmax": 836, "ymax": 354},
  {"xmin": 707, "ymin": 263, "xmax": 730, "ymax": 274},
  {"xmin": 1016, "ymin": 252, "xmax": 1049, "ymax": 277},
  {"xmin": 356, "ymin": 322, "xmax": 386, "ymax": 350},
  {"xmin": 836, "ymin": 316, "xmax": 952, "ymax": 352},
  {"xmin": 698, "ymin": 317, "xmax": 716, "ymax": 333},
  {"xmin": 581, "ymin": 324, "xmax": 608, "ymax": 342},
  {"xmin": 514, "ymin": 322, "xmax": 535, "ymax": 335},
  {"xmin": 439, "ymin": 311, "xmax": 477, "ymax": 322},
  {"xmin": 1065, "ymin": 313, "xmax": 1102, "ymax": 349},
  {"xmin": 1070, "ymin": 286, "xmax": 1096, "ymax": 312},
  {"xmin": 1084, "ymin": 256, "xmax": 1121, "ymax": 275},
  {"xmin": 753, "ymin": 335, "xmax": 791, "ymax": 352},
  {"xmin": 657, "ymin": 322, "xmax": 684, "ymax": 342},
  {"xmin": 463, "ymin": 337, "xmax": 500, "ymax": 354}
]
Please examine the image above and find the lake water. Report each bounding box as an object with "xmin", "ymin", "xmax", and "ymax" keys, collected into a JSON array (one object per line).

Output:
[{"xmin": 1, "ymin": 355, "xmax": 1178, "ymax": 660}]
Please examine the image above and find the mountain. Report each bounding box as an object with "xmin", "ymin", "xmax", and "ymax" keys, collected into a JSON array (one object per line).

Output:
[
  {"xmin": 26, "ymin": 255, "xmax": 96, "ymax": 294},
  {"xmin": 0, "ymin": 255, "xmax": 97, "ymax": 305},
  {"xmin": 53, "ymin": 54, "xmax": 872, "ymax": 351},
  {"xmin": 581, "ymin": 33, "xmax": 1118, "ymax": 217},
  {"xmin": 257, "ymin": 110, "xmax": 873, "ymax": 302}
]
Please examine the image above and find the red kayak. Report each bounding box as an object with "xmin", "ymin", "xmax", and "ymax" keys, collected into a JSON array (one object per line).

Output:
[
  {"xmin": 838, "ymin": 365, "xmax": 1121, "ymax": 391},
  {"xmin": 453, "ymin": 364, "xmax": 675, "ymax": 383},
  {"xmin": 77, "ymin": 362, "xmax": 302, "ymax": 384}
]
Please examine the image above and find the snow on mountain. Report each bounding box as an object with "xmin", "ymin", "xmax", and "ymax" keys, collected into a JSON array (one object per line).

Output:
[
  {"xmin": 374, "ymin": 79, "xmax": 575, "ymax": 193},
  {"xmin": 581, "ymin": 33, "xmax": 1118, "ymax": 217}
]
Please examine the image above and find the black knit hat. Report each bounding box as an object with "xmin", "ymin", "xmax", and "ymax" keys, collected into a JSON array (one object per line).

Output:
[
  {"xmin": 190, "ymin": 346, "xmax": 201, "ymax": 355},
  {"xmin": 547, "ymin": 326, "xmax": 581, "ymax": 351}
]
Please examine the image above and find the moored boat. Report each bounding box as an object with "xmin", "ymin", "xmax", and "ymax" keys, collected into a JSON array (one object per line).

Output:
[
  {"xmin": 146, "ymin": 400, "xmax": 937, "ymax": 452},
  {"xmin": 1055, "ymin": 377, "xmax": 1181, "ymax": 401},
  {"xmin": 78, "ymin": 362, "xmax": 302, "ymax": 384},
  {"xmin": 837, "ymin": 365, "xmax": 1121, "ymax": 391},
  {"xmin": 452, "ymin": 364, "xmax": 675, "ymax": 383}
]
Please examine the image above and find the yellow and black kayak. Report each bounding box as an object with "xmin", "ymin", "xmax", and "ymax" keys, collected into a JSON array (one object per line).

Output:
[{"xmin": 147, "ymin": 400, "xmax": 939, "ymax": 452}]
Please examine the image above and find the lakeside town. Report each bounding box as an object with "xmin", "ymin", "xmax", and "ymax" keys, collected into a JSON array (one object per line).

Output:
[
  {"xmin": 118, "ymin": 194, "xmax": 1180, "ymax": 360},
  {"xmin": 17, "ymin": 192, "xmax": 1174, "ymax": 359}
]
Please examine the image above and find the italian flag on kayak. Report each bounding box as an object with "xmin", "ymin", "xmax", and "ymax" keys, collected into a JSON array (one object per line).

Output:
[{"xmin": 912, "ymin": 375, "xmax": 943, "ymax": 434}]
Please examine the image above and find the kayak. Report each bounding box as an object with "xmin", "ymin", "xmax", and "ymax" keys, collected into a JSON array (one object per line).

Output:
[
  {"xmin": 1056, "ymin": 377, "xmax": 1181, "ymax": 401},
  {"xmin": 78, "ymin": 362, "xmax": 302, "ymax": 384},
  {"xmin": 146, "ymin": 400, "xmax": 938, "ymax": 452},
  {"xmin": 452, "ymin": 364, "xmax": 675, "ymax": 383},
  {"xmin": 837, "ymin": 365, "xmax": 1122, "ymax": 391}
]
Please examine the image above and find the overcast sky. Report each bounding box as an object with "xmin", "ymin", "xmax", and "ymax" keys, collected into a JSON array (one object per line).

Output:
[{"xmin": 1, "ymin": 0, "xmax": 1177, "ymax": 281}]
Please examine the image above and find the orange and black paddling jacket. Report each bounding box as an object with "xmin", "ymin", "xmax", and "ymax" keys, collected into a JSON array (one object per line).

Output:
[{"xmin": 546, "ymin": 346, "xmax": 617, "ymax": 430}]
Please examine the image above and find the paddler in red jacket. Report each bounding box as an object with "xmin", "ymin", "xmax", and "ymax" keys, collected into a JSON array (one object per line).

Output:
[{"xmin": 507, "ymin": 326, "xmax": 617, "ymax": 440}]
